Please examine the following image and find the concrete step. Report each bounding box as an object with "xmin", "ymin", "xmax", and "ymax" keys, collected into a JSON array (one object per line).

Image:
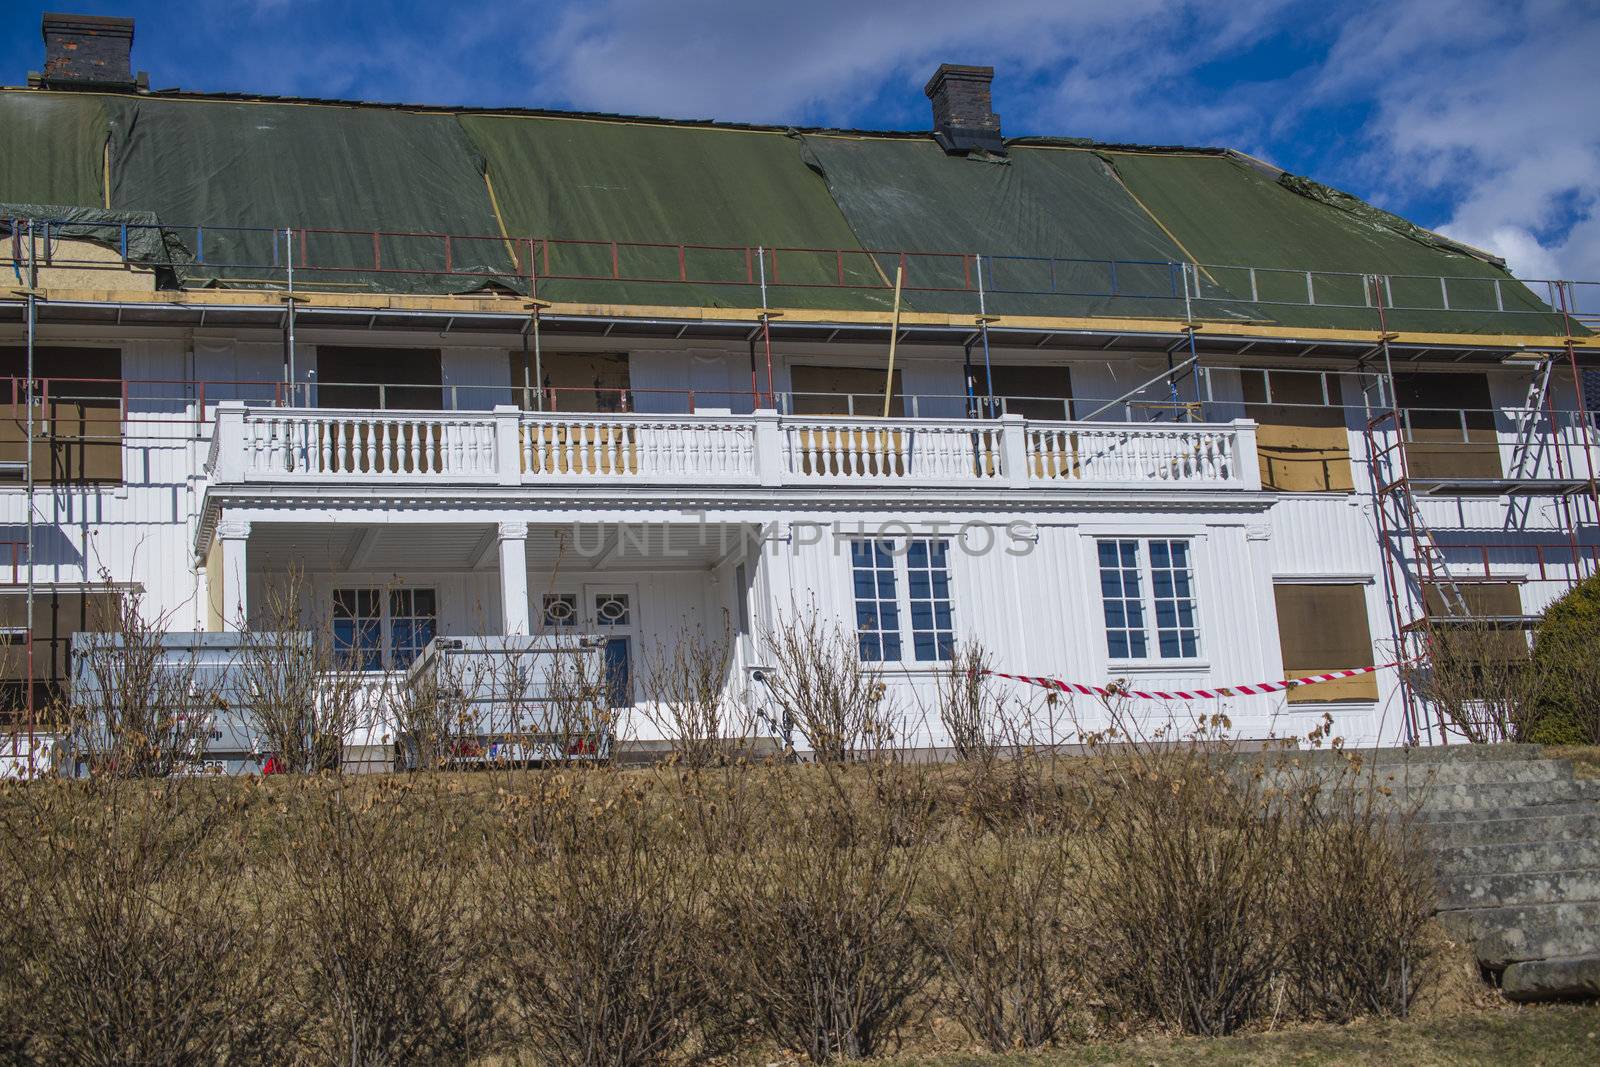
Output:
[
  {"xmin": 1414, "ymin": 799, "xmax": 1600, "ymax": 831},
  {"xmin": 1435, "ymin": 901, "xmax": 1600, "ymax": 969},
  {"xmin": 1355, "ymin": 779, "xmax": 1600, "ymax": 815},
  {"xmin": 1432, "ymin": 840, "xmax": 1600, "ymax": 878},
  {"xmin": 1257, "ymin": 743, "xmax": 1545, "ymax": 766},
  {"xmin": 1261, "ymin": 758, "xmax": 1572, "ymax": 789},
  {"xmin": 1438, "ymin": 867, "xmax": 1600, "ymax": 910},
  {"xmin": 1501, "ymin": 955, "xmax": 1600, "ymax": 1002}
]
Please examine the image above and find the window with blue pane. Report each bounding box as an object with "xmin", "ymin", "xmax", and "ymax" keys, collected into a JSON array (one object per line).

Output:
[
  {"xmin": 1148, "ymin": 540, "xmax": 1199, "ymax": 658},
  {"xmin": 389, "ymin": 588, "xmax": 438, "ymax": 668},
  {"xmin": 850, "ymin": 540, "xmax": 901, "ymax": 661},
  {"xmin": 1097, "ymin": 540, "xmax": 1146, "ymax": 659},
  {"xmin": 906, "ymin": 539, "xmax": 954, "ymax": 662},
  {"xmin": 333, "ymin": 588, "xmax": 382, "ymax": 672}
]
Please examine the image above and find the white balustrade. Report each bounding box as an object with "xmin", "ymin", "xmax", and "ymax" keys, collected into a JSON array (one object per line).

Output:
[{"xmin": 206, "ymin": 401, "xmax": 1257, "ymax": 491}]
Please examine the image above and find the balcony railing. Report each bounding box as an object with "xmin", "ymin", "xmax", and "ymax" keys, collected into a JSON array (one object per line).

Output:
[{"xmin": 206, "ymin": 403, "xmax": 1260, "ymax": 491}]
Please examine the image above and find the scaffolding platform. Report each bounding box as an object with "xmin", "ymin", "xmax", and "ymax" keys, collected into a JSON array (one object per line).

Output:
[
  {"xmin": 1405, "ymin": 476, "xmax": 1594, "ymax": 498},
  {"xmin": 1402, "ymin": 614, "xmax": 1542, "ymax": 631}
]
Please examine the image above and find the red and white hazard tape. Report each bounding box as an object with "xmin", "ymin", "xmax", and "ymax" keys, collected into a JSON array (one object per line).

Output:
[{"xmin": 981, "ymin": 662, "xmax": 1401, "ymax": 702}]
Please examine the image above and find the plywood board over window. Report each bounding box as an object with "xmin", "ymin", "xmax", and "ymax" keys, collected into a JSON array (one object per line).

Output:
[
  {"xmin": 1394, "ymin": 372, "xmax": 1501, "ymax": 480},
  {"xmin": 1242, "ymin": 370, "xmax": 1353, "ymax": 492},
  {"xmin": 317, "ymin": 347, "xmax": 443, "ymax": 410},
  {"xmin": 513, "ymin": 352, "xmax": 631, "ymax": 413},
  {"xmin": 789, "ymin": 365, "xmax": 903, "ymax": 417},
  {"xmin": 0, "ymin": 589, "xmax": 119, "ymax": 722},
  {"xmin": 0, "ymin": 347, "xmax": 123, "ymax": 484},
  {"xmin": 1423, "ymin": 582, "xmax": 1529, "ymax": 663},
  {"xmin": 512, "ymin": 353, "xmax": 637, "ymax": 474},
  {"xmin": 1274, "ymin": 583, "xmax": 1378, "ymax": 702}
]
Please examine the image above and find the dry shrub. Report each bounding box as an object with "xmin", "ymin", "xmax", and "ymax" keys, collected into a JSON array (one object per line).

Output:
[
  {"xmin": 1403, "ymin": 619, "xmax": 1544, "ymax": 743},
  {"xmin": 704, "ymin": 763, "xmax": 937, "ymax": 1061},
  {"xmin": 923, "ymin": 830, "xmax": 1093, "ymax": 1050},
  {"xmin": 235, "ymin": 570, "xmax": 372, "ymax": 774},
  {"xmin": 276, "ymin": 778, "xmax": 500, "ymax": 1066},
  {"xmin": 390, "ymin": 650, "xmax": 477, "ymax": 770},
  {"xmin": 759, "ymin": 612, "xmax": 896, "ymax": 761},
  {"xmin": 935, "ymin": 639, "xmax": 999, "ymax": 763},
  {"xmin": 491, "ymin": 774, "xmax": 705, "ymax": 1066},
  {"xmin": 69, "ymin": 581, "xmax": 215, "ymax": 778},
  {"xmin": 1279, "ymin": 761, "xmax": 1438, "ymax": 1021},
  {"xmin": 640, "ymin": 617, "xmax": 759, "ymax": 767},
  {"xmin": 541, "ymin": 638, "xmax": 618, "ymax": 765},
  {"xmin": 1083, "ymin": 746, "xmax": 1291, "ymax": 1037},
  {"xmin": 0, "ymin": 780, "xmax": 277, "ymax": 1065}
]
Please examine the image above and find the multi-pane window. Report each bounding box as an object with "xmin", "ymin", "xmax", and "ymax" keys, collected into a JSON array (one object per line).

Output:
[
  {"xmin": 906, "ymin": 539, "xmax": 954, "ymax": 662},
  {"xmin": 1096, "ymin": 539, "xmax": 1200, "ymax": 661},
  {"xmin": 542, "ymin": 593, "xmax": 578, "ymax": 628},
  {"xmin": 333, "ymin": 589, "xmax": 382, "ymax": 671},
  {"xmin": 851, "ymin": 541, "xmax": 901, "ymax": 661},
  {"xmin": 1148, "ymin": 540, "xmax": 1199, "ymax": 658},
  {"xmin": 389, "ymin": 588, "xmax": 437, "ymax": 667},
  {"xmin": 1097, "ymin": 540, "xmax": 1146, "ymax": 659},
  {"xmin": 333, "ymin": 587, "xmax": 437, "ymax": 671},
  {"xmin": 850, "ymin": 539, "xmax": 955, "ymax": 663}
]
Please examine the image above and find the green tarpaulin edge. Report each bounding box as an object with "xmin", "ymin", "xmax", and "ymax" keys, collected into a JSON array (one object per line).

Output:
[{"xmin": 1099, "ymin": 149, "xmax": 1576, "ymax": 336}]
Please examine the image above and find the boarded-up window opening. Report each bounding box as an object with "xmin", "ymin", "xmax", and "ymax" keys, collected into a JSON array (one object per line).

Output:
[
  {"xmin": 0, "ymin": 589, "xmax": 120, "ymax": 723},
  {"xmin": 1422, "ymin": 582, "xmax": 1528, "ymax": 664},
  {"xmin": 978, "ymin": 365, "xmax": 1073, "ymax": 421},
  {"xmin": 1273, "ymin": 583, "xmax": 1378, "ymax": 703},
  {"xmin": 789, "ymin": 365, "xmax": 903, "ymax": 417},
  {"xmin": 317, "ymin": 347, "xmax": 443, "ymax": 410},
  {"xmin": 0, "ymin": 347, "xmax": 123, "ymax": 484},
  {"xmin": 1393, "ymin": 372, "xmax": 1501, "ymax": 480},
  {"xmin": 512, "ymin": 352, "xmax": 631, "ymax": 413},
  {"xmin": 1242, "ymin": 370, "xmax": 1352, "ymax": 492}
]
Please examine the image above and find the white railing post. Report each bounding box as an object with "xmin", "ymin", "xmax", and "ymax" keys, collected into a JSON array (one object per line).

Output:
[
  {"xmin": 1232, "ymin": 418, "xmax": 1261, "ymax": 488},
  {"xmin": 999, "ymin": 414, "xmax": 1029, "ymax": 487},
  {"xmin": 753, "ymin": 409, "xmax": 784, "ymax": 487},
  {"xmin": 492, "ymin": 405, "xmax": 521, "ymax": 485},
  {"xmin": 210, "ymin": 401, "xmax": 248, "ymax": 482}
]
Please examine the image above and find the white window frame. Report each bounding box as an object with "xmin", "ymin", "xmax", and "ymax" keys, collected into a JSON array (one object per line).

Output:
[
  {"xmin": 1095, "ymin": 537, "xmax": 1202, "ymax": 665},
  {"xmin": 331, "ymin": 585, "xmax": 438, "ymax": 671},
  {"xmin": 848, "ymin": 537, "xmax": 955, "ymax": 665}
]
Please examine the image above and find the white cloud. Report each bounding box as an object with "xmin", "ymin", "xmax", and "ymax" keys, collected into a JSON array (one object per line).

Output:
[{"xmin": 1312, "ymin": 0, "xmax": 1600, "ymax": 280}]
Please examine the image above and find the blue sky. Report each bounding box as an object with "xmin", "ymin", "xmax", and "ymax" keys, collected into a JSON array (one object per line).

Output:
[{"xmin": 5, "ymin": 0, "xmax": 1598, "ymax": 280}]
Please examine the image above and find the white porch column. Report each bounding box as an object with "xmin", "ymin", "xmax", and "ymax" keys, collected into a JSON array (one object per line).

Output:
[
  {"xmin": 498, "ymin": 521, "xmax": 531, "ymax": 635},
  {"xmin": 217, "ymin": 518, "xmax": 251, "ymax": 632}
]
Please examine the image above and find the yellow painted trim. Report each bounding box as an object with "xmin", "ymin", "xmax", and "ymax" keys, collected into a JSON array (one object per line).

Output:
[
  {"xmin": 15, "ymin": 285, "xmax": 1597, "ymax": 351},
  {"xmin": 481, "ymin": 168, "xmax": 519, "ymax": 266}
]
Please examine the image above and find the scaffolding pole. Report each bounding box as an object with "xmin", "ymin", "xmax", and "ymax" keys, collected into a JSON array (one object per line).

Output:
[
  {"xmin": 24, "ymin": 220, "xmax": 37, "ymax": 773},
  {"xmin": 975, "ymin": 254, "xmax": 995, "ymax": 416}
]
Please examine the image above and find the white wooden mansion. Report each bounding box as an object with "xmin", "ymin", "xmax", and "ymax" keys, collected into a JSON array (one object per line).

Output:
[{"xmin": 1, "ymin": 16, "xmax": 1596, "ymax": 762}]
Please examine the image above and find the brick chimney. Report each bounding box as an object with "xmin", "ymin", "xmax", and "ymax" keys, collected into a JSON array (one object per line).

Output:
[
  {"xmin": 33, "ymin": 13, "xmax": 146, "ymax": 91},
  {"xmin": 924, "ymin": 64, "xmax": 1004, "ymax": 156}
]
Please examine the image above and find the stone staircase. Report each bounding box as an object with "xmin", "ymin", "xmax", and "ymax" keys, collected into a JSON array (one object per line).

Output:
[{"xmin": 1306, "ymin": 744, "xmax": 1600, "ymax": 1001}]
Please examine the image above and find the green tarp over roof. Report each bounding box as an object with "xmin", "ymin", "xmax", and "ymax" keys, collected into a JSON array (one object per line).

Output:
[
  {"xmin": 104, "ymin": 96, "xmax": 517, "ymax": 293},
  {"xmin": 0, "ymin": 87, "xmax": 1577, "ymax": 337},
  {"xmin": 0, "ymin": 92, "xmax": 106, "ymax": 209},
  {"xmin": 795, "ymin": 135, "xmax": 1261, "ymax": 321},
  {"xmin": 1101, "ymin": 150, "xmax": 1566, "ymax": 334},
  {"xmin": 460, "ymin": 114, "xmax": 891, "ymax": 310}
]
